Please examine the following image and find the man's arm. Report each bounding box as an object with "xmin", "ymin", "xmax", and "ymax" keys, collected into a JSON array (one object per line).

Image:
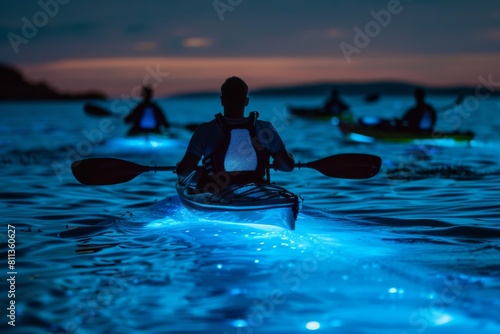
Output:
[
  {"xmin": 176, "ymin": 152, "xmax": 201, "ymax": 177},
  {"xmin": 154, "ymin": 104, "xmax": 170, "ymax": 129},
  {"xmin": 271, "ymin": 149, "xmax": 295, "ymax": 172},
  {"xmin": 124, "ymin": 104, "xmax": 141, "ymax": 124}
]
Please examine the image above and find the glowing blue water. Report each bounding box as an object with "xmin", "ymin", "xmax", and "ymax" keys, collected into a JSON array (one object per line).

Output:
[{"xmin": 1, "ymin": 95, "xmax": 499, "ymax": 334}]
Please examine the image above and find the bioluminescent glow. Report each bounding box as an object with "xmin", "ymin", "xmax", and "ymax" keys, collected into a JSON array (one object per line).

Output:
[
  {"xmin": 413, "ymin": 138, "xmax": 467, "ymax": 147},
  {"xmin": 105, "ymin": 136, "xmax": 182, "ymax": 149},
  {"xmin": 231, "ymin": 319, "xmax": 248, "ymax": 328},
  {"xmin": 349, "ymin": 133, "xmax": 376, "ymax": 144},
  {"xmin": 434, "ymin": 314, "xmax": 453, "ymax": 325},
  {"xmin": 305, "ymin": 321, "xmax": 321, "ymax": 330}
]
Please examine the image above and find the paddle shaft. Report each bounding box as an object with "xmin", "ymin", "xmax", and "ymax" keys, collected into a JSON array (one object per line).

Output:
[{"xmin": 72, "ymin": 154, "xmax": 382, "ymax": 185}]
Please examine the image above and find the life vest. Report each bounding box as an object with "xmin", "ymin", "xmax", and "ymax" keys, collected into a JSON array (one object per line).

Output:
[
  {"xmin": 139, "ymin": 106, "xmax": 157, "ymax": 129},
  {"xmin": 419, "ymin": 109, "xmax": 432, "ymax": 130},
  {"xmin": 202, "ymin": 112, "xmax": 270, "ymax": 185}
]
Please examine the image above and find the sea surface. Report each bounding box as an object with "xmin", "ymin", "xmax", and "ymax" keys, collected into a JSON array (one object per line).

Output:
[{"xmin": 1, "ymin": 95, "xmax": 499, "ymax": 334}]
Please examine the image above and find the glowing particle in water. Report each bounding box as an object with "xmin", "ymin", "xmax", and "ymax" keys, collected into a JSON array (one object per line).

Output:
[
  {"xmin": 398, "ymin": 289, "xmax": 405, "ymax": 294},
  {"xmin": 254, "ymin": 259, "xmax": 259, "ymax": 264},
  {"xmin": 305, "ymin": 321, "xmax": 320, "ymax": 330},
  {"xmin": 231, "ymin": 319, "xmax": 247, "ymax": 327},
  {"xmin": 213, "ymin": 233, "xmax": 219, "ymax": 237},
  {"xmin": 216, "ymin": 264, "xmax": 223, "ymax": 269},
  {"xmin": 435, "ymin": 314, "xmax": 452, "ymax": 325},
  {"xmin": 388, "ymin": 287, "xmax": 397, "ymax": 294},
  {"xmin": 330, "ymin": 319, "xmax": 342, "ymax": 327},
  {"xmin": 256, "ymin": 248, "xmax": 262, "ymax": 251}
]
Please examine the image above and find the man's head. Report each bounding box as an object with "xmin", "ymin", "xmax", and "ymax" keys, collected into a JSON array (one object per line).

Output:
[
  {"xmin": 221, "ymin": 77, "xmax": 249, "ymax": 117},
  {"xmin": 414, "ymin": 88, "xmax": 425, "ymax": 103},
  {"xmin": 142, "ymin": 86, "xmax": 153, "ymax": 101}
]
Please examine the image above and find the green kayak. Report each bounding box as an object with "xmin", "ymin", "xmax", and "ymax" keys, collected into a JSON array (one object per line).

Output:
[{"xmin": 339, "ymin": 121, "xmax": 475, "ymax": 145}]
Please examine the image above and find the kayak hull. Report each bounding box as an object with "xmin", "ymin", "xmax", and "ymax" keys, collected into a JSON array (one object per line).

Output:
[
  {"xmin": 287, "ymin": 106, "xmax": 355, "ymax": 123},
  {"xmin": 338, "ymin": 121, "xmax": 475, "ymax": 145},
  {"xmin": 176, "ymin": 172, "xmax": 300, "ymax": 230}
]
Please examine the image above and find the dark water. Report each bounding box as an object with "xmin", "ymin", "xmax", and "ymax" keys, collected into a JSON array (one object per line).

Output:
[{"xmin": 1, "ymin": 96, "xmax": 499, "ymax": 334}]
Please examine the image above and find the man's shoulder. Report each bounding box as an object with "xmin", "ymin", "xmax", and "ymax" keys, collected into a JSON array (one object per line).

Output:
[
  {"xmin": 193, "ymin": 119, "xmax": 217, "ymax": 133},
  {"xmin": 256, "ymin": 119, "xmax": 274, "ymax": 127}
]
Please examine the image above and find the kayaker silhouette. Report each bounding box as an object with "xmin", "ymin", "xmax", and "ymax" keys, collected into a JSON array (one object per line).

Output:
[
  {"xmin": 124, "ymin": 86, "xmax": 170, "ymax": 136},
  {"xmin": 323, "ymin": 88, "xmax": 350, "ymax": 115},
  {"xmin": 399, "ymin": 88, "xmax": 437, "ymax": 131},
  {"xmin": 176, "ymin": 76, "xmax": 295, "ymax": 190}
]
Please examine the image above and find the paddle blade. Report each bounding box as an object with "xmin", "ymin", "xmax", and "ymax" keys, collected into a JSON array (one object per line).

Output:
[
  {"xmin": 84, "ymin": 104, "xmax": 113, "ymax": 117},
  {"xmin": 454, "ymin": 95, "xmax": 465, "ymax": 106},
  {"xmin": 71, "ymin": 158, "xmax": 149, "ymax": 185},
  {"xmin": 305, "ymin": 154, "xmax": 382, "ymax": 179}
]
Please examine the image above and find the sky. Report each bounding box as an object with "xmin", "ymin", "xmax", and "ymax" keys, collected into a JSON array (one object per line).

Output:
[{"xmin": 1, "ymin": 0, "xmax": 500, "ymax": 97}]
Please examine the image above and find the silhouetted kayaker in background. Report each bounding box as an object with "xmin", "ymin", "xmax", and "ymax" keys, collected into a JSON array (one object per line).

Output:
[
  {"xmin": 323, "ymin": 88, "xmax": 350, "ymax": 115},
  {"xmin": 399, "ymin": 88, "xmax": 437, "ymax": 131},
  {"xmin": 176, "ymin": 76, "xmax": 295, "ymax": 188},
  {"xmin": 124, "ymin": 86, "xmax": 170, "ymax": 136}
]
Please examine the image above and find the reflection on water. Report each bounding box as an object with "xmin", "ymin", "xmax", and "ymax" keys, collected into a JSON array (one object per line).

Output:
[{"xmin": 1, "ymin": 97, "xmax": 499, "ymax": 333}]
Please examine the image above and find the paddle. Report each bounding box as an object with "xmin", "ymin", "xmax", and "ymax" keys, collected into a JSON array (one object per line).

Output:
[
  {"xmin": 84, "ymin": 104, "xmax": 200, "ymax": 132},
  {"xmin": 436, "ymin": 94, "xmax": 465, "ymax": 112},
  {"xmin": 71, "ymin": 154, "xmax": 382, "ymax": 185}
]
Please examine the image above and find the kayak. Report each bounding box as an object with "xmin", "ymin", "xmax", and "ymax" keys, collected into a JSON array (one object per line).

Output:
[
  {"xmin": 338, "ymin": 121, "xmax": 475, "ymax": 145},
  {"xmin": 176, "ymin": 171, "xmax": 300, "ymax": 230},
  {"xmin": 287, "ymin": 106, "xmax": 355, "ymax": 123}
]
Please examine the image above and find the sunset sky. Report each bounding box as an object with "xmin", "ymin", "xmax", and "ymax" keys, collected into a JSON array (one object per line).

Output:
[{"xmin": 2, "ymin": 0, "xmax": 500, "ymax": 97}]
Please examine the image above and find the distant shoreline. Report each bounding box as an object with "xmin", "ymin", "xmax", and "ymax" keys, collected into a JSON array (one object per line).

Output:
[
  {"xmin": 2, "ymin": 63, "xmax": 498, "ymax": 101},
  {"xmin": 171, "ymin": 81, "xmax": 500, "ymax": 99}
]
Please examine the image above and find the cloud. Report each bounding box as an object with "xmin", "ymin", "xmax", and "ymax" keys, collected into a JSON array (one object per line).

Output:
[
  {"xmin": 326, "ymin": 28, "xmax": 343, "ymax": 38},
  {"xmin": 133, "ymin": 41, "xmax": 158, "ymax": 51},
  {"xmin": 182, "ymin": 37, "xmax": 213, "ymax": 48}
]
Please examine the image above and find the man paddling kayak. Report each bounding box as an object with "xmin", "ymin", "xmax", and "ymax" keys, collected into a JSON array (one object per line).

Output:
[
  {"xmin": 399, "ymin": 88, "xmax": 437, "ymax": 131},
  {"xmin": 323, "ymin": 88, "xmax": 350, "ymax": 116},
  {"xmin": 124, "ymin": 86, "xmax": 170, "ymax": 136},
  {"xmin": 176, "ymin": 76, "xmax": 295, "ymax": 189}
]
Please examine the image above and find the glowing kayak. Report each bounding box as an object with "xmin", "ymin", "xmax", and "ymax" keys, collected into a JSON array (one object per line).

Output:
[
  {"xmin": 176, "ymin": 171, "xmax": 300, "ymax": 230},
  {"xmin": 338, "ymin": 121, "xmax": 475, "ymax": 145},
  {"xmin": 287, "ymin": 106, "xmax": 355, "ymax": 123}
]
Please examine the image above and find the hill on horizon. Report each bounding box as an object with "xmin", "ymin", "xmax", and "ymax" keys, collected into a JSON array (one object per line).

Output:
[
  {"xmin": 172, "ymin": 80, "xmax": 495, "ymax": 98},
  {"xmin": 0, "ymin": 64, "xmax": 106, "ymax": 101}
]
